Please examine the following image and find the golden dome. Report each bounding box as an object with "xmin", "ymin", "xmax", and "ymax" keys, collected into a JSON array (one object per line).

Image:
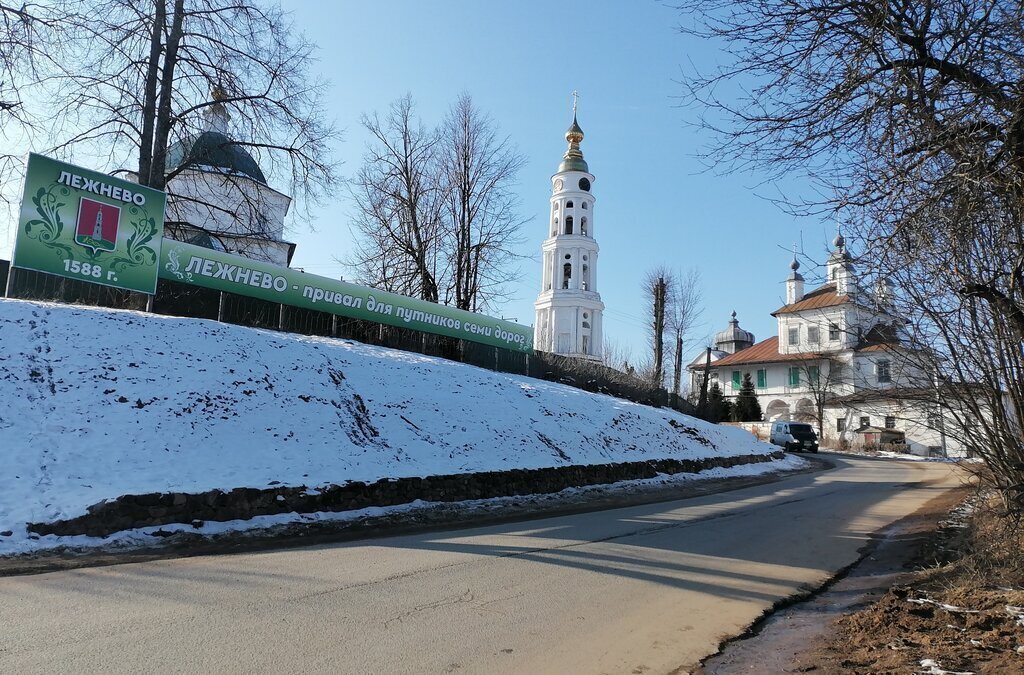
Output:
[{"xmin": 559, "ymin": 112, "xmax": 588, "ymax": 173}]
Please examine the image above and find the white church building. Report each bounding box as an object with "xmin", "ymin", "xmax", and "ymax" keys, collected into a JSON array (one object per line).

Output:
[
  {"xmin": 161, "ymin": 88, "xmax": 295, "ymax": 267},
  {"xmin": 534, "ymin": 105, "xmax": 604, "ymax": 361},
  {"xmin": 688, "ymin": 234, "xmax": 964, "ymax": 456}
]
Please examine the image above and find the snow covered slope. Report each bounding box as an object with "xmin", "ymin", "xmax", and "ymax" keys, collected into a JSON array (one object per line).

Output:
[{"xmin": 0, "ymin": 299, "xmax": 780, "ymax": 543}]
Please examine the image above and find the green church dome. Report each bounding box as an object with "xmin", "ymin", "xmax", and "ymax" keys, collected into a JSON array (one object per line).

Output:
[{"xmin": 167, "ymin": 131, "xmax": 267, "ymax": 185}]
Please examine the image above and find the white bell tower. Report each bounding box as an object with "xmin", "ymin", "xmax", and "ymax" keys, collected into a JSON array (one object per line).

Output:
[{"xmin": 534, "ymin": 93, "xmax": 604, "ymax": 361}]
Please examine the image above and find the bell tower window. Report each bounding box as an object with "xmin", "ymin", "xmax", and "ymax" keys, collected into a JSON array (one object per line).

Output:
[
  {"xmin": 562, "ymin": 262, "xmax": 572, "ymax": 289},
  {"xmin": 564, "ymin": 216, "xmax": 573, "ymax": 234},
  {"xmin": 566, "ymin": 200, "xmax": 573, "ymax": 208},
  {"xmin": 581, "ymin": 217, "xmax": 588, "ymax": 236}
]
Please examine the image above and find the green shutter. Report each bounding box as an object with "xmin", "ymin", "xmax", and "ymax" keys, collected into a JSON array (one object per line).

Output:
[
  {"xmin": 788, "ymin": 367, "xmax": 800, "ymax": 386},
  {"xmin": 732, "ymin": 370, "xmax": 741, "ymax": 389},
  {"xmin": 757, "ymin": 369, "xmax": 767, "ymax": 388},
  {"xmin": 808, "ymin": 366, "xmax": 820, "ymax": 384}
]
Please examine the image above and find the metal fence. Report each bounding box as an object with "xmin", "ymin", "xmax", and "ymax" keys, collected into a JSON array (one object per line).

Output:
[{"xmin": 2, "ymin": 262, "xmax": 695, "ymax": 416}]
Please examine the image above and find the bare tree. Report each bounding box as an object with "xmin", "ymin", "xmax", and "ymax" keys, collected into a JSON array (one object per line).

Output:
[
  {"xmin": 349, "ymin": 94, "xmax": 529, "ymax": 310},
  {"xmin": 668, "ymin": 268, "xmax": 703, "ymax": 396},
  {"xmin": 642, "ymin": 267, "xmax": 672, "ymax": 387},
  {"xmin": 676, "ymin": 0, "xmax": 1024, "ymax": 511},
  {"xmin": 31, "ymin": 0, "xmax": 337, "ymax": 243},
  {"xmin": 347, "ymin": 95, "xmax": 444, "ymax": 301},
  {"xmin": 0, "ymin": 3, "xmax": 64, "ymax": 209},
  {"xmin": 790, "ymin": 357, "xmax": 846, "ymax": 442},
  {"xmin": 601, "ymin": 336, "xmax": 635, "ymax": 373},
  {"xmin": 438, "ymin": 93, "xmax": 527, "ymax": 312}
]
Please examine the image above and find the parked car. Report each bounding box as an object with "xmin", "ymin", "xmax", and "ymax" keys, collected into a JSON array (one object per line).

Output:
[{"xmin": 770, "ymin": 421, "xmax": 819, "ymax": 453}]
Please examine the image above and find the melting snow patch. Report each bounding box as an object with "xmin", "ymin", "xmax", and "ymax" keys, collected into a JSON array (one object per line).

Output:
[{"xmin": 918, "ymin": 658, "xmax": 974, "ymax": 675}]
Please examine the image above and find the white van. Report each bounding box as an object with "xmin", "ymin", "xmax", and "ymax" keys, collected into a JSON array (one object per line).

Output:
[{"xmin": 770, "ymin": 421, "xmax": 819, "ymax": 453}]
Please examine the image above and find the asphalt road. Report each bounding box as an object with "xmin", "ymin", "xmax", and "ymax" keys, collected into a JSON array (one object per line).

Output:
[{"xmin": 0, "ymin": 455, "xmax": 963, "ymax": 674}]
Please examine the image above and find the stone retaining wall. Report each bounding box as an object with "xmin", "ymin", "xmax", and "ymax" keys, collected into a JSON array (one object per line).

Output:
[{"xmin": 28, "ymin": 452, "xmax": 784, "ymax": 538}]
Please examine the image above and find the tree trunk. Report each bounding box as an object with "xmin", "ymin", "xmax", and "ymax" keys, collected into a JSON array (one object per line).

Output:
[
  {"xmin": 148, "ymin": 0, "xmax": 185, "ymax": 191},
  {"xmin": 672, "ymin": 331, "xmax": 683, "ymax": 395},
  {"xmin": 137, "ymin": 0, "xmax": 165, "ymax": 185},
  {"xmin": 697, "ymin": 346, "xmax": 711, "ymax": 416},
  {"xmin": 652, "ymin": 275, "xmax": 666, "ymax": 386}
]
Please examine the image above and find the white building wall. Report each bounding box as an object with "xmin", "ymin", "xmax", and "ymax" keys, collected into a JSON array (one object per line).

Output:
[
  {"xmin": 535, "ymin": 166, "xmax": 604, "ymax": 360},
  {"xmin": 164, "ymin": 169, "xmax": 293, "ymax": 267}
]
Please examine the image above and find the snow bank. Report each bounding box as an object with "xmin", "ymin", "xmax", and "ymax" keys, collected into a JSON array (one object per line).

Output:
[{"xmin": 0, "ymin": 299, "xmax": 781, "ymax": 548}]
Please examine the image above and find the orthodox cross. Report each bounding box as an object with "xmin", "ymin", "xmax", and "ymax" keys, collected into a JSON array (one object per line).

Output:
[{"xmin": 571, "ymin": 90, "xmax": 579, "ymax": 115}]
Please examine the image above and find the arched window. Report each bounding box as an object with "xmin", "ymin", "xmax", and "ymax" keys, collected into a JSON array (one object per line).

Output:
[
  {"xmin": 582, "ymin": 202, "xmax": 588, "ymax": 209},
  {"xmin": 581, "ymin": 217, "xmax": 588, "ymax": 236},
  {"xmin": 582, "ymin": 321, "xmax": 590, "ymax": 329},
  {"xmin": 564, "ymin": 216, "xmax": 574, "ymax": 234},
  {"xmin": 566, "ymin": 200, "xmax": 574, "ymax": 208},
  {"xmin": 582, "ymin": 264, "xmax": 589, "ymax": 290},
  {"xmin": 562, "ymin": 263, "xmax": 572, "ymax": 289}
]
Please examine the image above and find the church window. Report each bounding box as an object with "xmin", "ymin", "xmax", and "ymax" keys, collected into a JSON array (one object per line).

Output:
[
  {"xmin": 877, "ymin": 359, "xmax": 891, "ymax": 383},
  {"xmin": 807, "ymin": 326, "xmax": 819, "ymax": 344},
  {"xmin": 582, "ymin": 335, "xmax": 590, "ymax": 354},
  {"xmin": 566, "ymin": 200, "xmax": 574, "ymax": 208},
  {"xmin": 829, "ymin": 323, "xmax": 840, "ymax": 341},
  {"xmin": 582, "ymin": 264, "xmax": 589, "ymax": 289},
  {"xmin": 582, "ymin": 202, "xmax": 588, "ymax": 209},
  {"xmin": 756, "ymin": 369, "xmax": 767, "ymax": 388},
  {"xmin": 788, "ymin": 326, "xmax": 799, "ymax": 346},
  {"xmin": 582, "ymin": 321, "xmax": 590, "ymax": 329},
  {"xmin": 562, "ymin": 262, "xmax": 572, "ymax": 289},
  {"xmin": 581, "ymin": 217, "xmax": 588, "ymax": 236},
  {"xmin": 788, "ymin": 367, "xmax": 801, "ymax": 386},
  {"xmin": 565, "ymin": 216, "xmax": 574, "ymax": 234},
  {"xmin": 731, "ymin": 370, "xmax": 741, "ymax": 390},
  {"xmin": 830, "ymin": 267, "xmax": 837, "ymax": 281},
  {"xmin": 583, "ymin": 312, "xmax": 589, "ymax": 318}
]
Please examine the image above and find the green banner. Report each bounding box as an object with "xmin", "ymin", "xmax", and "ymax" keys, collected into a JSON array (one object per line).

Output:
[
  {"xmin": 160, "ymin": 241, "xmax": 533, "ymax": 352},
  {"xmin": 11, "ymin": 154, "xmax": 166, "ymax": 295}
]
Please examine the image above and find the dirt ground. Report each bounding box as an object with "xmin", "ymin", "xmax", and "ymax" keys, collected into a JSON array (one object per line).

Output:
[{"xmin": 781, "ymin": 489, "xmax": 1024, "ymax": 674}]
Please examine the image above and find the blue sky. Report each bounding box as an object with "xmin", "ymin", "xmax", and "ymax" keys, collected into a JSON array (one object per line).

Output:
[
  {"xmin": 3, "ymin": 0, "xmax": 838, "ymax": 363},
  {"xmin": 274, "ymin": 0, "xmax": 837, "ymax": 362}
]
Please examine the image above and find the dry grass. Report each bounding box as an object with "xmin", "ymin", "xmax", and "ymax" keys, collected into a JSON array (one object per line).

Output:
[{"xmin": 793, "ymin": 491, "xmax": 1024, "ymax": 673}]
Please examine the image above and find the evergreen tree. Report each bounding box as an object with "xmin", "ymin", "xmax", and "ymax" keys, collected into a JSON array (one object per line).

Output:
[
  {"xmin": 733, "ymin": 372, "xmax": 763, "ymax": 422},
  {"xmin": 706, "ymin": 382, "xmax": 731, "ymax": 423}
]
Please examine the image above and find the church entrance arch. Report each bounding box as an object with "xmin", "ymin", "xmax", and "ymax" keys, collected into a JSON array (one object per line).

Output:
[
  {"xmin": 765, "ymin": 400, "xmax": 790, "ymax": 421},
  {"xmin": 794, "ymin": 398, "xmax": 816, "ymax": 423}
]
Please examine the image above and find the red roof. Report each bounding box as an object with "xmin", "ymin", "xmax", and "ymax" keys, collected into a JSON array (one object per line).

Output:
[
  {"xmin": 772, "ymin": 283, "xmax": 852, "ymax": 316},
  {"xmin": 856, "ymin": 343, "xmax": 897, "ymax": 353},
  {"xmin": 701, "ymin": 336, "xmax": 821, "ymax": 368}
]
